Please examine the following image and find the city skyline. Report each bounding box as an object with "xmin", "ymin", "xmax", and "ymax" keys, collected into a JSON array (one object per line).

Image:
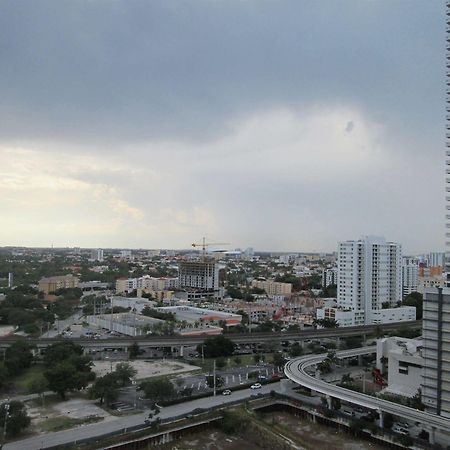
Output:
[{"xmin": 0, "ymin": 1, "xmax": 444, "ymax": 253}]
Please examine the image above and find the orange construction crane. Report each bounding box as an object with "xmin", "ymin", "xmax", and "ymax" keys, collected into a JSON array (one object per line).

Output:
[{"xmin": 191, "ymin": 237, "xmax": 230, "ymax": 257}]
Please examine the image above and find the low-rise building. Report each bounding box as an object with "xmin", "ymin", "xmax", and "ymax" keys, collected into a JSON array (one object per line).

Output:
[
  {"xmin": 251, "ymin": 279, "xmax": 292, "ymax": 295},
  {"xmin": 376, "ymin": 337, "xmax": 423, "ymax": 398},
  {"xmin": 316, "ymin": 305, "xmax": 416, "ymax": 327},
  {"xmin": 156, "ymin": 306, "xmax": 242, "ymax": 327}
]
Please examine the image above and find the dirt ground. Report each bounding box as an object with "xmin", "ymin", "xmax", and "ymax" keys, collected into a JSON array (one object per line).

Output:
[
  {"xmin": 26, "ymin": 397, "xmax": 117, "ymax": 433},
  {"xmin": 92, "ymin": 359, "xmax": 200, "ymax": 379},
  {"xmin": 262, "ymin": 412, "xmax": 389, "ymax": 450},
  {"xmin": 163, "ymin": 431, "xmax": 261, "ymax": 450}
]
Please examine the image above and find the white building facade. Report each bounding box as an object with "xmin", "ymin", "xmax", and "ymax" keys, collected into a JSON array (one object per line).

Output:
[
  {"xmin": 322, "ymin": 236, "xmax": 415, "ymax": 327},
  {"xmin": 402, "ymin": 258, "xmax": 419, "ymax": 298}
]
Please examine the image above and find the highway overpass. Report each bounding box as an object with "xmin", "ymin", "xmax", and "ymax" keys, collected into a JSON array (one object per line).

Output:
[
  {"xmin": 0, "ymin": 320, "xmax": 421, "ymax": 350},
  {"xmin": 284, "ymin": 346, "xmax": 450, "ymax": 443}
]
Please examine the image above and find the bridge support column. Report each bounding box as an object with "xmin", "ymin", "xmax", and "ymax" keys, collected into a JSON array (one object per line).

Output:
[
  {"xmin": 362, "ymin": 334, "xmax": 367, "ymax": 345},
  {"xmin": 326, "ymin": 395, "xmax": 332, "ymax": 409},
  {"xmin": 179, "ymin": 345, "xmax": 184, "ymax": 357},
  {"xmin": 357, "ymin": 355, "xmax": 363, "ymax": 366},
  {"xmin": 429, "ymin": 427, "xmax": 436, "ymax": 445},
  {"xmin": 335, "ymin": 337, "xmax": 341, "ymax": 349},
  {"xmin": 378, "ymin": 409, "xmax": 384, "ymax": 429}
]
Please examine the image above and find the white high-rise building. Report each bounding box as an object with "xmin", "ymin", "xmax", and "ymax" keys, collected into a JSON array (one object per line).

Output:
[
  {"xmin": 90, "ymin": 248, "xmax": 104, "ymax": 262},
  {"xmin": 429, "ymin": 252, "xmax": 445, "ymax": 268},
  {"xmin": 337, "ymin": 236, "xmax": 403, "ymax": 325},
  {"xmin": 402, "ymin": 258, "xmax": 419, "ymax": 298}
]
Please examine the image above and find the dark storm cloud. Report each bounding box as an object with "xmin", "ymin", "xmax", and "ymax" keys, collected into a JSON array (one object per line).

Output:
[{"xmin": 0, "ymin": 1, "xmax": 443, "ymax": 148}]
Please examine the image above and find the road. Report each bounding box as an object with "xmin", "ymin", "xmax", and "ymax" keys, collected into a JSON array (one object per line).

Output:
[
  {"xmin": 4, "ymin": 381, "xmax": 296, "ymax": 450},
  {"xmin": 284, "ymin": 346, "xmax": 450, "ymax": 436},
  {"xmin": 40, "ymin": 312, "xmax": 83, "ymax": 338}
]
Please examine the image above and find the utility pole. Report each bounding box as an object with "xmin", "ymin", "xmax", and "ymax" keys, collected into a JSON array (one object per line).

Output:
[{"xmin": 213, "ymin": 359, "xmax": 216, "ymax": 397}]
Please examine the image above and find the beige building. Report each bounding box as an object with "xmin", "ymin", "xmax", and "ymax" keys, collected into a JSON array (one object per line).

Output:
[
  {"xmin": 38, "ymin": 274, "xmax": 79, "ymax": 294},
  {"xmin": 251, "ymin": 279, "xmax": 292, "ymax": 296}
]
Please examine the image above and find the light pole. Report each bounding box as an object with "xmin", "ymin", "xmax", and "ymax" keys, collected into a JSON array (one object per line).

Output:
[{"xmin": 2, "ymin": 401, "xmax": 10, "ymax": 446}]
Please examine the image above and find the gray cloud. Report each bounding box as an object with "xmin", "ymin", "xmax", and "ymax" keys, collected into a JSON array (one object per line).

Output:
[{"xmin": 0, "ymin": 1, "xmax": 445, "ymax": 253}]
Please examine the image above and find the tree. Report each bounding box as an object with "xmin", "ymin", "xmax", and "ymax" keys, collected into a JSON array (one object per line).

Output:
[
  {"xmin": 0, "ymin": 401, "xmax": 31, "ymax": 437},
  {"xmin": 313, "ymin": 318, "xmax": 339, "ymax": 328},
  {"xmin": 43, "ymin": 341, "xmax": 83, "ymax": 367},
  {"xmin": 27, "ymin": 374, "xmax": 48, "ymax": 406},
  {"xmin": 402, "ymin": 292, "xmax": 423, "ymax": 319},
  {"xmin": 140, "ymin": 378, "xmax": 175, "ymax": 402},
  {"xmin": 272, "ymin": 352, "xmax": 285, "ymax": 368},
  {"xmin": 216, "ymin": 357, "xmax": 227, "ymax": 370},
  {"xmin": 43, "ymin": 342, "xmax": 95, "ymax": 399},
  {"xmin": 206, "ymin": 375, "xmax": 224, "ymax": 389},
  {"xmin": 233, "ymin": 356, "xmax": 242, "ymax": 366},
  {"xmin": 89, "ymin": 373, "xmax": 120, "ymax": 406},
  {"xmin": 197, "ymin": 335, "xmax": 235, "ymax": 358},
  {"xmin": 114, "ymin": 362, "xmax": 137, "ymax": 387},
  {"xmin": 128, "ymin": 342, "xmax": 141, "ymax": 359},
  {"xmin": 289, "ymin": 342, "xmax": 303, "ymax": 357},
  {"xmin": 4, "ymin": 341, "xmax": 34, "ymax": 376},
  {"xmin": 45, "ymin": 361, "xmax": 93, "ymax": 400}
]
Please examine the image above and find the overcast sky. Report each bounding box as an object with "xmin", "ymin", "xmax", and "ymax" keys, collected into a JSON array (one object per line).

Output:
[{"xmin": 0, "ymin": 1, "xmax": 445, "ymax": 253}]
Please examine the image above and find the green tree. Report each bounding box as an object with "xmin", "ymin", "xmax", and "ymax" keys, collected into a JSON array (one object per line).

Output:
[
  {"xmin": 0, "ymin": 401, "xmax": 31, "ymax": 437},
  {"xmin": 140, "ymin": 378, "xmax": 175, "ymax": 402},
  {"xmin": 206, "ymin": 375, "xmax": 224, "ymax": 389},
  {"xmin": 45, "ymin": 361, "xmax": 93, "ymax": 400},
  {"xmin": 314, "ymin": 318, "xmax": 339, "ymax": 328},
  {"xmin": 272, "ymin": 352, "xmax": 285, "ymax": 367},
  {"xmin": 27, "ymin": 374, "xmax": 48, "ymax": 406},
  {"xmin": 43, "ymin": 342, "xmax": 95, "ymax": 399},
  {"xmin": 402, "ymin": 292, "xmax": 423, "ymax": 319},
  {"xmin": 216, "ymin": 357, "xmax": 227, "ymax": 370},
  {"xmin": 128, "ymin": 342, "xmax": 141, "ymax": 359},
  {"xmin": 233, "ymin": 356, "xmax": 242, "ymax": 366},
  {"xmin": 114, "ymin": 362, "xmax": 137, "ymax": 387},
  {"xmin": 43, "ymin": 341, "xmax": 83, "ymax": 367},
  {"xmin": 197, "ymin": 335, "xmax": 235, "ymax": 358},
  {"xmin": 4, "ymin": 341, "xmax": 34, "ymax": 376},
  {"xmin": 289, "ymin": 342, "xmax": 303, "ymax": 357},
  {"xmin": 89, "ymin": 373, "xmax": 120, "ymax": 406}
]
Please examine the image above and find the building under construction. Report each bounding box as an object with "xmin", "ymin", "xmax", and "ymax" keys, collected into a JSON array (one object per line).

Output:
[{"xmin": 178, "ymin": 258, "xmax": 220, "ymax": 299}]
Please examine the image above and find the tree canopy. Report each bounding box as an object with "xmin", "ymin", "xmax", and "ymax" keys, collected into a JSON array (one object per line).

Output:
[{"xmin": 197, "ymin": 335, "xmax": 235, "ymax": 358}]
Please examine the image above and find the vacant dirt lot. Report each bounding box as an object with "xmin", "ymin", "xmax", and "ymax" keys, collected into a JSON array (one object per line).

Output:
[
  {"xmin": 262, "ymin": 412, "xmax": 389, "ymax": 450},
  {"xmin": 92, "ymin": 359, "xmax": 200, "ymax": 379}
]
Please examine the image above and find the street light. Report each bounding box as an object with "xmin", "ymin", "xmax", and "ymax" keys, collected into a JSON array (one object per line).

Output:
[{"xmin": 2, "ymin": 401, "xmax": 10, "ymax": 446}]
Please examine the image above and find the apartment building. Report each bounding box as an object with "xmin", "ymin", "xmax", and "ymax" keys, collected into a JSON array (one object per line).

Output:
[
  {"xmin": 251, "ymin": 279, "xmax": 292, "ymax": 296},
  {"xmin": 402, "ymin": 258, "xmax": 419, "ymax": 298},
  {"xmin": 38, "ymin": 274, "xmax": 79, "ymax": 294},
  {"xmin": 317, "ymin": 236, "xmax": 414, "ymax": 327}
]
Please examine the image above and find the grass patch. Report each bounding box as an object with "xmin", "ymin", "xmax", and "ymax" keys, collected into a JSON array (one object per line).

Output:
[
  {"xmin": 13, "ymin": 364, "xmax": 46, "ymax": 395},
  {"xmin": 39, "ymin": 415, "xmax": 103, "ymax": 432}
]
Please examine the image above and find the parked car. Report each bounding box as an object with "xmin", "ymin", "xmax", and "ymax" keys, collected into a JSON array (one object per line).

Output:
[
  {"xmin": 250, "ymin": 383, "xmax": 262, "ymax": 390},
  {"xmin": 341, "ymin": 408, "xmax": 355, "ymax": 417},
  {"xmin": 222, "ymin": 389, "xmax": 232, "ymax": 395},
  {"xmin": 392, "ymin": 425, "xmax": 409, "ymax": 435}
]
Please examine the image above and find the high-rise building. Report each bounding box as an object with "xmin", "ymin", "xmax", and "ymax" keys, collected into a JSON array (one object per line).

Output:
[
  {"xmin": 429, "ymin": 252, "xmax": 445, "ymax": 268},
  {"xmin": 322, "ymin": 267, "xmax": 337, "ymax": 288},
  {"xmin": 317, "ymin": 236, "xmax": 415, "ymax": 327},
  {"xmin": 337, "ymin": 236, "xmax": 402, "ymax": 325},
  {"xmin": 90, "ymin": 248, "xmax": 104, "ymax": 262},
  {"xmin": 422, "ymin": 288, "xmax": 450, "ymax": 418},
  {"xmin": 402, "ymin": 258, "xmax": 419, "ymax": 298},
  {"xmin": 7, "ymin": 272, "xmax": 13, "ymax": 289},
  {"xmin": 421, "ymin": 3, "xmax": 450, "ymax": 417},
  {"xmin": 178, "ymin": 259, "xmax": 219, "ymax": 297}
]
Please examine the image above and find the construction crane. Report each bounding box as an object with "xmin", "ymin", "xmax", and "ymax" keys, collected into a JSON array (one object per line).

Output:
[{"xmin": 191, "ymin": 237, "xmax": 230, "ymax": 258}]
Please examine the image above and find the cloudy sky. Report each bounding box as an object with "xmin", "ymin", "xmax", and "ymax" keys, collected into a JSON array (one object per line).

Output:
[{"xmin": 0, "ymin": 1, "xmax": 445, "ymax": 253}]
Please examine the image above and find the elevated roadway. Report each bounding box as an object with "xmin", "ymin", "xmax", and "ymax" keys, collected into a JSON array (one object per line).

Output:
[
  {"xmin": 284, "ymin": 346, "xmax": 450, "ymax": 439},
  {"xmin": 0, "ymin": 321, "xmax": 421, "ymax": 350}
]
